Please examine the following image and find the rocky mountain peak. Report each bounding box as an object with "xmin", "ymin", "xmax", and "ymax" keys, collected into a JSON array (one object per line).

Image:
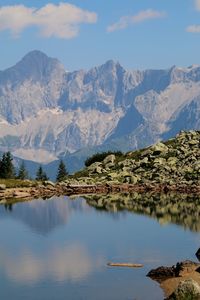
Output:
[
  {"xmin": 20, "ymin": 50, "xmax": 50, "ymax": 63},
  {"xmin": 0, "ymin": 50, "xmax": 65, "ymax": 86},
  {"xmin": 0, "ymin": 51, "xmax": 199, "ymax": 167},
  {"xmin": 99, "ymin": 59, "xmax": 124, "ymax": 74},
  {"xmin": 15, "ymin": 50, "xmax": 65, "ymax": 82}
]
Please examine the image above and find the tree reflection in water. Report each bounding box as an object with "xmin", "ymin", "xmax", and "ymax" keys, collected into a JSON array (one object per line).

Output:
[{"xmin": 84, "ymin": 193, "xmax": 200, "ymax": 232}]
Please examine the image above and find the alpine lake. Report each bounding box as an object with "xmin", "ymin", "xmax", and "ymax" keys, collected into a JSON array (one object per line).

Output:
[{"xmin": 0, "ymin": 192, "xmax": 200, "ymax": 300}]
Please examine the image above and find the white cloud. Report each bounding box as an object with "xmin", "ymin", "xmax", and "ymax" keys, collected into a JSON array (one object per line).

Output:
[
  {"xmin": 0, "ymin": 3, "xmax": 97, "ymax": 39},
  {"xmin": 186, "ymin": 25, "xmax": 200, "ymax": 33},
  {"xmin": 187, "ymin": 1, "xmax": 200, "ymax": 32},
  {"xmin": 107, "ymin": 9, "xmax": 166, "ymax": 33},
  {"xmin": 195, "ymin": 0, "xmax": 200, "ymax": 11},
  {"xmin": 1, "ymin": 244, "xmax": 103, "ymax": 283}
]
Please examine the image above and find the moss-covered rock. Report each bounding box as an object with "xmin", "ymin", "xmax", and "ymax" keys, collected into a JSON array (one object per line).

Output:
[{"xmin": 167, "ymin": 279, "xmax": 200, "ymax": 300}]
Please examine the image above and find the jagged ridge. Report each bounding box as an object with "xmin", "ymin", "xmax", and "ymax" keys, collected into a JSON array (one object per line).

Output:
[{"xmin": 0, "ymin": 51, "xmax": 200, "ymax": 167}]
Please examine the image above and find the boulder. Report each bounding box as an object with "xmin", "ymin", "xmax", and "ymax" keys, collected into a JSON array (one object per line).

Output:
[
  {"xmin": 0, "ymin": 184, "xmax": 6, "ymax": 190},
  {"xmin": 189, "ymin": 140, "xmax": 199, "ymax": 145},
  {"xmin": 167, "ymin": 157, "xmax": 178, "ymax": 165},
  {"xmin": 176, "ymin": 260, "xmax": 200, "ymax": 276},
  {"xmin": 166, "ymin": 278, "xmax": 200, "ymax": 300},
  {"xmin": 95, "ymin": 166, "xmax": 103, "ymax": 174},
  {"xmin": 147, "ymin": 266, "xmax": 176, "ymax": 281},
  {"xmin": 107, "ymin": 172, "xmax": 118, "ymax": 179},
  {"xmin": 43, "ymin": 180, "xmax": 55, "ymax": 187},
  {"xmin": 103, "ymin": 154, "xmax": 116, "ymax": 165},
  {"xmin": 118, "ymin": 159, "xmax": 135, "ymax": 167},
  {"xmin": 154, "ymin": 157, "xmax": 166, "ymax": 165},
  {"xmin": 140, "ymin": 157, "xmax": 149, "ymax": 167},
  {"xmin": 88, "ymin": 162, "xmax": 103, "ymax": 174},
  {"xmin": 130, "ymin": 176, "xmax": 138, "ymax": 184},
  {"xmin": 147, "ymin": 261, "xmax": 200, "ymax": 282},
  {"xmin": 105, "ymin": 162, "xmax": 115, "ymax": 169},
  {"xmin": 151, "ymin": 142, "xmax": 169, "ymax": 154}
]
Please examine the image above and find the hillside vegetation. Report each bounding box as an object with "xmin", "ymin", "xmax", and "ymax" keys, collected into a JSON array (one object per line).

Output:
[{"xmin": 66, "ymin": 131, "xmax": 200, "ymax": 186}]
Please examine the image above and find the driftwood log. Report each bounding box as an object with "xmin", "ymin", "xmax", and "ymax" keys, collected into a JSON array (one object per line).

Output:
[{"xmin": 107, "ymin": 262, "xmax": 143, "ymax": 268}]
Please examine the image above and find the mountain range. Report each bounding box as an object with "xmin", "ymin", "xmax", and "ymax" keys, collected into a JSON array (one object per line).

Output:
[{"xmin": 0, "ymin": 50, "xmax": 199, "ymax": 176}]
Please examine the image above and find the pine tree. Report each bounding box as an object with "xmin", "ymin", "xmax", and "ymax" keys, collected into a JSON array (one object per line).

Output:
[
  {"xmin": 18, "ymin": 161, "xmax": 28, "ymax": 180},
  {"xmin": 0, "ymin": 152, "xmax": 15, "ymax": 179},
  {"xmin": 0, "ymin": 153, "xmax": 7, "ymax": 178},
  {"xmin": 56, "ymin": 160, "xmax": 68, "ymax": 182},
  {"xmin": 35, "ymin": 165, "xmax": 48, "ymax": 181}
]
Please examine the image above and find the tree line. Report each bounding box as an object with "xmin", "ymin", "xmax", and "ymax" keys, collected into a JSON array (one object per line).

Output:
[{"xmin": 0, "ymin": 152, "xmax": 68, "ymax": 182}]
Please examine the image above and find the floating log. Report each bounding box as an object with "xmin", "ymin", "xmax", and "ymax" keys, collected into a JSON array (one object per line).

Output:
[{"xmin": 107, "ymin": 262, "xmax": 143, "ymax": 268}]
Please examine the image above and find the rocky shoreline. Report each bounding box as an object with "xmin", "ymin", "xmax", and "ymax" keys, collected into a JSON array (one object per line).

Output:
[
  {"xmin": 0, "ymin": 130, "xmax": 199, "ymax": 202},
  {"xmin": 0, "ymin": 182, "xmax": 200, "ymax": 203}
]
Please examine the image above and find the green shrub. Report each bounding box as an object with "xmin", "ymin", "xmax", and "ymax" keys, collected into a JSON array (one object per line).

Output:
[{"xmin": 85, "ymin": 151, "xmax": 123, "ymax": 167}]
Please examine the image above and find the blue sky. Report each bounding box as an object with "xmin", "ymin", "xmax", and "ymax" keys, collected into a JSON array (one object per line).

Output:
[{"xmin": 0, "ymin": 0, "xmax": 200, "ymax": 71}]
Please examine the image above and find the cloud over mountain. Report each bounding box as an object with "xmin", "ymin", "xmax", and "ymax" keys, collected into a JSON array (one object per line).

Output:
[
  {"xmin": 107, "ymin": 9, "xmax": 166, "ymax": 32},
  {"xmin": 186, "ymin": 0, "xmax": 200, "ymax": 33},
  {"xmin": 0, "ymin": 3, "xmax": 97, "ymax": 39}
]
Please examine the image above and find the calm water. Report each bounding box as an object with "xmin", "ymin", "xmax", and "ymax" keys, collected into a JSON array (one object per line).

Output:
[{"xmin": 0, "ymin": 194, "xmax": 200, "ymax": 300}]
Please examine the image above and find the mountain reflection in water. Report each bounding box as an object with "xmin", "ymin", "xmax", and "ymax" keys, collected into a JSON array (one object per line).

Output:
[
  {"xmin": 0, "ymin": 196, "xmax": 91, "ymax": 235},
  {"xmin": 1, "ymin": 193, "xmax": 200, "ymax": 234},
  {"xmin": 85, "ymin": 193, "xmax": 200, "ymax": 232}
]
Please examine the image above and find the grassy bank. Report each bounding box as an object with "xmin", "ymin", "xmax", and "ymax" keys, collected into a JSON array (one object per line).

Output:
[{"xmin": 0, "ymin": 179, "xmax": 38, "ymax": 188}]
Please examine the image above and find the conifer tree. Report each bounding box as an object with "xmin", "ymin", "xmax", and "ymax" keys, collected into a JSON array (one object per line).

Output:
[
  {"xmin": 36, "ymin": 165, "xmax": 48, "ymax": 181},
  {"xmin": 0, "ymin": 152, "xmax": 15, "ymax": 179},
  {"xmin": 18, "ymin": 161, "xmax": 28, "ymax": 180},
  {"xmin": 0, "ymin": 153, "xmax": 7, "ymax": 178},
  {"xmin": 56, "ymin": 160, "xmax": 68, "ymax": 182}
]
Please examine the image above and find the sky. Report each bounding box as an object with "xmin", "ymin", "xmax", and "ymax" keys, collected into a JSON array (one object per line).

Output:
[{"xmin": 0, "ymin": 0, "xmax": 200, "ymax": 71}]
